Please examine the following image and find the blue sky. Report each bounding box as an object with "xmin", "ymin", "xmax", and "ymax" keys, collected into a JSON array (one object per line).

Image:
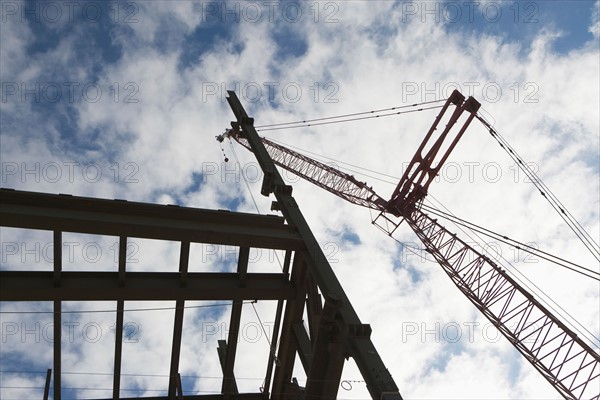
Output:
[{"xmin": 1, "ymin": 1, "xmax": 599, "ymax": 399}]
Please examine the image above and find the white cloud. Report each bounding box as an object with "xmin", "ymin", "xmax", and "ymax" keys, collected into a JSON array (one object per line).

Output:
[{"xmin": 1, "ymin": 1, "xmax": 598, "ymax": 399}]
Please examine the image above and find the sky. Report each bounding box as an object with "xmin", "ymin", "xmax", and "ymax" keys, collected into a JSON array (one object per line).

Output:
[{"xmin": 0, "ymin": 0, "xmax": 599, "ymax": 399}]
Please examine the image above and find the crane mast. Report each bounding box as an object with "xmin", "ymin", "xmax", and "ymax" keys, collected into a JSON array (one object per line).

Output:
[{"xmin": 223, "ymin": 90, "xmax": 600, "ymax": 399}]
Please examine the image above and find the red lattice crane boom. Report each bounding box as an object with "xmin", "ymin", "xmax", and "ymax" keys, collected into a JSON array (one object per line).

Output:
[{"xmin": 221, "ymin": 90, "xmax": 600, "ymax": 399}]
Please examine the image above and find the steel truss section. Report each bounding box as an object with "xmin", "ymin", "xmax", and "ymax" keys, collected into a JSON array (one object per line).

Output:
[
  {"xmin": 1, "ymin": 182, "xmax": 400, "ymax": 399},
  {"xmin": 230, "ymin": 135, "xmax": 388, "ymax": 210},
  {"xmin": 405, "ymin": 208, "xmax": 600, "ymax": 400}
]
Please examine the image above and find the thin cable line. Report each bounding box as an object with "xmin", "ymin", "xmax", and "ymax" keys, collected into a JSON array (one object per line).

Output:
[
  {"xmin": 250, "ymin": 302, "xmax": 273, "ymax": 349},
  {"xmin": 254, "ymin": 99, "xmax": 447, "ymax": 129},
  {"xmin": 228, "ymin": 137, "xmax": 286, "ymax": 368},
  {"xmin": 0, "ymin": 371, "xmax": 262, "ymax": 380},
  {"xmin": 424, "ymin": 194, "xmax": 600, "ymax": 349},
  {"xmin": 257, "ymin": 105, "xmax": 444, "ymax": 131},
  {"xmin": 0, "ymin": 371, "xmax": 365, "ymax": 384},
  {"xmin": 0, "ymin": 302, "xmax": 246, "ymax": 315},
  {"xmin": 420, "ymin": 204, "xmax": 600, "ymax": 280},
  {"xmin": 264, "ymin": 139, "xmax": 593, "ymax": 278},
  {"xmin": 228, "ymin": 138, "xmax": 287, "ymax": 274},
  {"xmin": 229, "ymin": 140, "xmax": 260, "ymax": 212},
  {"xmin": 266, "ymin": 137, "xmax": 400, "ymax": 183},
  {"xmin": 477, "ymin": 115, "xmax": 600, "ymax": 262}
]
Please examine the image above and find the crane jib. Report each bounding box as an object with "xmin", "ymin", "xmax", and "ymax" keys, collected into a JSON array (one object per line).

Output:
[
  {"xmin": 386, "ymin": 90, "xmax": 481, "ymax": 216},
  {"xmin": 224, "ymin": 89, "xmax": 600, "ymax": 400}
]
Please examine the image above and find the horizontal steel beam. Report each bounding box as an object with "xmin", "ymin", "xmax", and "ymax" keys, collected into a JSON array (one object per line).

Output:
[
  {"xmin": 0, "ymin": 271, "xmax": 295, "ymax": 301},
  {"xmin": 0, "ymin": 189, "xmax": 303, "ymax": 250},
  {"xmin": 91, "ymin": 394, "xmax": 264, "ymax": 400}
]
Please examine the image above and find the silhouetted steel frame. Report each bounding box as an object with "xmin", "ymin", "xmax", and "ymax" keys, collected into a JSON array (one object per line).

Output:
[
  {"xmin": 0, "ymin": 188, "xmax": 309, "ymax": 400},
  {"xmin": 226, "ymin": 90, "xmax": 403, "ymax": 400}
]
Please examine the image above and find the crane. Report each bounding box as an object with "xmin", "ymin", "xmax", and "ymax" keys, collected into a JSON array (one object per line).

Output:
[{"xmin": 220, "ymin": 90, "xmax": 600, "ymax": 399}]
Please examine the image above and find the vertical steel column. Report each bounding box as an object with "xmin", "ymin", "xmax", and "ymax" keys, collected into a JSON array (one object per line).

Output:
[
  {"xmin": 53, "ymin": 230, "xmax": 61, "ymax": 400},
  {"xmin": 305, "ymin": 295, "xmax": 344, "ymax": 400},
  {"xmin": 222, "ymin": 247, "xmax": 249, "ymax": 398},
  {"xmin": 262, "ymin": 250, "xmax": 292, "ymax": 399},
  {"xmin": 114, "ymin": 236, "xmax": 127, "ymax": 399},
  {"xmin": 271, "ymin": 254, "xmax": 308, "ymax": 399},
  {"xmin": 43, "ymin": 369, "xmax": 51, "ymax": 400},
  {"xmin": 168, "ymin": 241, "xmax": 190, "ymax": 398}
]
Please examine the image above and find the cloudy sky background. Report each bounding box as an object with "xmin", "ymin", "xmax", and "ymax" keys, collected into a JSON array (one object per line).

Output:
[{"xmin": 1, "ymin": 0, "xmax": 599, "ymax": 399}]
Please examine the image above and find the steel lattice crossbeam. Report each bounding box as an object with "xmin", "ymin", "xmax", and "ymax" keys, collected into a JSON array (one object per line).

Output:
[{"xmin": 0, "ymin": 186, "xmax": 401, "ymax": 399}]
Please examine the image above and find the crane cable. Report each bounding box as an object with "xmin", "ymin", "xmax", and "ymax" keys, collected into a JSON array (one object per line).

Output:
[
  {"xmin": 423, "ymin": 194, "xmax": 600, "ymax": 350},
  {"xmin": 255, "ymin": 102, "xmax": 446, "ymax": 131},
  {"xmin": 227, "ymin": 139, "xmax": 284, "ymax": 380},
  {"xmin": 477, "ymin": 114, "xmax": 600, "ymax": 262},
  {"xmin": 254, "ymin": 98, "xmax": 447, "ymax": 128},
  {"xmin": 254, "ymin": 102, "xmax": 600, "ymax": 264},
  {"xmin": 420, "ymin": 203, "xmax": 600, "ymax": 281},
  {"xmin": 257, "ymin": 137, "xmax": 600, "ymax": 348},
  {"xmin": 231, "ymin": 104, "xmax": 600, "ymax": 348},
  {"xmin": 261, "ymin": 110, "xmax": 600, "ymax": 264},
  {"xmin": 264, "ymin": 137, "xmax": 598, "ymax": 281}
]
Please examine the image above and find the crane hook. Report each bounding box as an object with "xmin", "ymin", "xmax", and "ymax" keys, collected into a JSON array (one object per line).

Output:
[{"xmin": 216, "ymin": 129, "xmax": 231, "ymax": 162}]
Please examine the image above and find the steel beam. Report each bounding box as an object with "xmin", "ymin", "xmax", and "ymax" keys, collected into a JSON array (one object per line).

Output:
[
  {"xmin": 0, "ymin": 188, "xmax": 303, "ymax": 251},
  {"xmin": 53, "ymin": 230, "xmax": 62, "ymax": 400},
  {"xmin": 92, "ymin": 394, "xmax": 265, "ymax": 400},
  {"xmin": 0, "ymin": 271, "xmax": 295, "ymax": 301},
  {"xmin": 261, "ymin": 250, "xmax": 292, "ymax": 399},
  {"xmin": 292, "ymin": 322, "xmax": 313, "ymax": 371},
  {"xmin": 227, "ymin": 91, "xmax": 402, "ymax": 399},
  {"xmin": 114, "ymin": 236, "xmax": 127, "ymax": 399},
  {"xmin": 271, "ymin": 253, "xmax": 308, "ymax": 400},
  {"xmin": 43, "ymin": 369, "xmax": 51, "ymax": 400},
  {"xmin": 222, "ymin": 247, "xmax": 249, "ymax": 398},
  {"xmin": 168, "ymin": 242, "xmax": 190, "ymax": 398},
  {"xmin": 305, "ymin": 295, "xmax": 344, "ymax": 400},
  {"xmin": 306, "ymin": 274, "xmax": 322, "ymax": 341},
  {"xmin": 113, "ymin": 299, "xmax": 124, "ymax": 400},
  {"xmin": 217, "ymin": 340, "xmax": 239, "ymax": 396},
  {"xmin": 54, "ymin": 300, "xmax": 61, "ymax": 400}
]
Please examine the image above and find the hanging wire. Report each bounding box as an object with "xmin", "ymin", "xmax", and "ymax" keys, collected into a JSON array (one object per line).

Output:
[
  {"xmin": 228, "ymin": 134, "xmax": 600, "ymax": 347},
  {"xmin": 423, "ymin": 194, "xmax": 600, "ymax": 350},
  {"xmin": 0, "ymin": 302, "xmax": 244, "ymax": 315},
  {"xmin": 249, "ymin": 300, "xmax": 279, "ymax": 367},
  {"xmin": 254, "ymin": 98, "xmax": 447, "ymax": 129},
  {"xmin": 227, "ymin": 140, "xmax": 285, "ymax": 388},
  {"xmin": 419, "ymin": 203, "xmax": 600, "ymax": 281},
  {"xmin": 477, "ymin": 115, "xmax": 600, "ymax": 262},
  {"xmin": 228, "ymin": 139, "xmax": 259, "ymax": 212},
  {"xmin": 261, "ymin": 139, "xmax": 597, "ymax": 280},
  {"xmin": 257, "ymin": 105, "xmax": 444, "ymax": 132},
  {"xmin": 266, "ymin": 136, "xmax": 400, "ymax": 184}
]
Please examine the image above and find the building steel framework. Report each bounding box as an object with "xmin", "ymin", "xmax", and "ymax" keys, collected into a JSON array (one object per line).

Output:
[{"xmin": 0, "ymin": 174, "xmax": 401, "ymax": 399}]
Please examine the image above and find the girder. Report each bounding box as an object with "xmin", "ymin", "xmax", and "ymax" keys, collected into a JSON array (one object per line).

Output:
[
  {"xmin": 229, "ymin": 134, "xmax": 387, "ymax": 210},
  {"xmin": 0, "ymin": 271, "xmax": 294, "ymax": 301},
  {"xmin": 402, "ymin": 208, "xmax": 600, "ymax": 400}
]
